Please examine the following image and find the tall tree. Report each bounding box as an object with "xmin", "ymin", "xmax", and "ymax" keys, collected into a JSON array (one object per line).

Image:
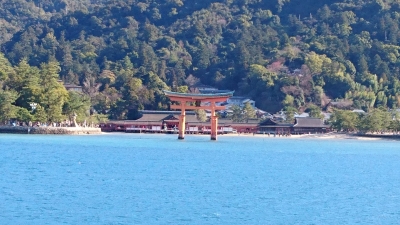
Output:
[
  {"xmin": 243, "ymin": 102, "xmax": 256, "ymax": 122},
  {"xmin": 38, "ymin": 61, "xmax": 69, "ymax": 123},
  {"xmin": 0, "ymin": 90, "xmax": 19, "ymax": 124}
]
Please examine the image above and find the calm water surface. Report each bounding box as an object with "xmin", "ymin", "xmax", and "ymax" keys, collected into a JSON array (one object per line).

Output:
[{"xmin": 0, "ymin": 133, "xmax": 399, "ymax": 224}]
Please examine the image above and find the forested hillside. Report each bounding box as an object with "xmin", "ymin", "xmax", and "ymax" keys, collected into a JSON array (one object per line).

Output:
[{"xmin": 1, "ymin": 0, "xmax": 400, "ymax": 122}]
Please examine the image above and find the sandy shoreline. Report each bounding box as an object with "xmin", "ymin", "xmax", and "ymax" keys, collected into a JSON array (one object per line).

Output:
[
  {"xmin": 2, "ymin": 127, "xmax": 398, "ymax": 141},
  {"xmin": 100, "ymin": 131, "xmax": 400, "ymax": 140},
  {"xmin": 219, "ymin": 132, "xmax": 396, "ymax": 140},
  {"xmin": 104, "ymin": 132, "xmax": 392, "ymax": 140}
]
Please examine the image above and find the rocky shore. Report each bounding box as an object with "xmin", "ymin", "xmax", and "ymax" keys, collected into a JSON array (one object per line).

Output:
[{"xmin": 0, "ymin": 126, "xmax": 102, "ymax": 135}]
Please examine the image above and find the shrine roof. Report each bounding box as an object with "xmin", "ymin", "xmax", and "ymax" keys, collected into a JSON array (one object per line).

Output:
[{"xmin": 293, "ymin": 117, "xmax": 330, "ymax": 128}]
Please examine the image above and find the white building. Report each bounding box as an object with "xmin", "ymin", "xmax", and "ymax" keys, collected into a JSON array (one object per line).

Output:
[{"xmin": 226, "ymin": 96, "xmax": 255, "ymax": 108}]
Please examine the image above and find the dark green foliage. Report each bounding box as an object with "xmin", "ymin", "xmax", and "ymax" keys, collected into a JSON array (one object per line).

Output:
[
  {"xmin": 2, "ymin": 0, "xmax": 400, "ymax": 119},
  {"xmin": 63, "ymin": 91, "xmax": 91, "ymax": 122},
  {"xmin": 0, "ymin": 90, "xmax": 19, "ymax": 124}
]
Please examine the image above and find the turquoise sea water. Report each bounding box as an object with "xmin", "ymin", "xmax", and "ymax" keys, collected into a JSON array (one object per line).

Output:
[{"xmin": 0, "ymin": 133, "xmax": 399, "ymax": 224}]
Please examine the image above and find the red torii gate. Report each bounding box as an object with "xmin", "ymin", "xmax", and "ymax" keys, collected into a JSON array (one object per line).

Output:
[{"xmin": 164, "ymin": 90, "xmax": 234, "ymax": 140}]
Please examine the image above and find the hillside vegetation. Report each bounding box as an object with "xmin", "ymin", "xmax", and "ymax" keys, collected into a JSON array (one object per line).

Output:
[{"xmin": 1, "ymin": 0, "xmax": 400, "ymax": 122}]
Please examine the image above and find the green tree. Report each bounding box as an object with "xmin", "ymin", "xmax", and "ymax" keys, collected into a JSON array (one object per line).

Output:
[
  {"xmin": 240, "ymin": 64, "xmax": 276, "ymax": 96},
  {"xmin": 33, "ymin": 105, "xmax": 47, "ymax": 124},
  {"xmin": 63, "ymin": 91, "xmax": 91, "ymax": 123},
  {"xmin": 230, "ymin": 105, "xmax": 243, "ymax": 122},
  {"xmin": 284, "ymin": 106, "xmax": 297, "ymax": 122},
  {"xmin": 0, "ymin": 90, "xmax": 19, "ymax": 124},
  {"xmin": 243, "ymin": 102, "xmax": 256, "ymax": 122},
  {"xmin": 357, "ymin": 108, "xmax": 391, "ymax": 133},
  {"xmin": 312, "ymin": 86, "xmax": 324, "ymax": 106},
  {"xmin": 15, "ymin": 107, "xmax": 33, "ymax": 124},
  {"xmin": 38, "ymin": 62, "xmax": 69, "ymax": 123},
  {"xmin": 111, "ymin": 77, "xmax": 145, "ymax": 120},
  {"xmin": 306, "ymin": 104, "xmax": 324, "ymax": 119},
  {"xmin": 388, "ymin": 119, "xmax": 400, "ymax": 133},
  {"xmin": 282, "ymin": 94, "xmax": 294, "ymax": 107},
  {"xmin": 0, "ymin": 53, "xmax": 13, "ymax": 84},
  {"xmin": 195, "ymin": 109, "xmax": 207, "ymax": 122},
  {"xmin": 305, "ymin": 52, "xmax": 332, "ymax": 75},
  {"xmin": 329, "ymin": 109, "xmax": 359, "ymax": 132},
  {"xmin": 13, "ymin": 59, "xmax": 41, "ymax": 109}
]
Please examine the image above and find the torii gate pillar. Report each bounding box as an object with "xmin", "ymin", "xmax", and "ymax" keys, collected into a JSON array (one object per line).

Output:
[
  {"xmin": 178, "ymin": 108, "xmax": 186, "ymax": 139},
  {"xmin": 210, "ymin": 103, "xmax": 218, "ymax": 140},
  {"xmin": 163, "ymin": 90, "xmax": 234, "ymax": 141}
]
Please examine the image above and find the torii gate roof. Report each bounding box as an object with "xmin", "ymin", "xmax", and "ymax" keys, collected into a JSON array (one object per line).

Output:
[{"xmin": 163, "ymin": 90, "xmax": 234, "ymax": 101}]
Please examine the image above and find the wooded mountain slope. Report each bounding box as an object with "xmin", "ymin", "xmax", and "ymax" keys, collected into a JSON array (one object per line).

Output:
[{"xmin": 2, "ymin": 0, "xmax": 400, "ymax": 120}]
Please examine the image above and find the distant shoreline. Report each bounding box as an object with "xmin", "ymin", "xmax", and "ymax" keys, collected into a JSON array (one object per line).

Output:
[
  {"xmin": 0, "ymin": 126, "xmax": 102, "ymax": 135},
  {"xmin": 227, "ymin": 132, "xmax": 400, "ymax": 140},
  {"xmin": 103, "ymin": 131, "xmax": 400, "ymax": 141},
  {"xmin": 186, "ymin": 132, "xmax": 400, "ymax": 141},
  {"xmin": 1, "ymin": 128, "xmax": 398, "ymax": 141}
]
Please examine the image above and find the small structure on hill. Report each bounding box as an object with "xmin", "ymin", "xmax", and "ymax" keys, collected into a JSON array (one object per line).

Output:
[
  {"xmin": 63, "ymin": 84, "xmax": 83, "ymax": 92},
  {"xmin": 58, "ymin": 80, "xmax": 83, "ymax": 92}
]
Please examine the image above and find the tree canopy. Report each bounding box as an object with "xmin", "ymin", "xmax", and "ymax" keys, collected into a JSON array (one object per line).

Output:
[{"xmin": 2, "ymin": 0, "xmax": 400, "ymax": 121}]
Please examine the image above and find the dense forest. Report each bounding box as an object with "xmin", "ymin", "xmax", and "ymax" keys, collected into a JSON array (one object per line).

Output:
[{"xmin": 2, "ymin": 0, "xmax": 400, "ymax": 124}]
